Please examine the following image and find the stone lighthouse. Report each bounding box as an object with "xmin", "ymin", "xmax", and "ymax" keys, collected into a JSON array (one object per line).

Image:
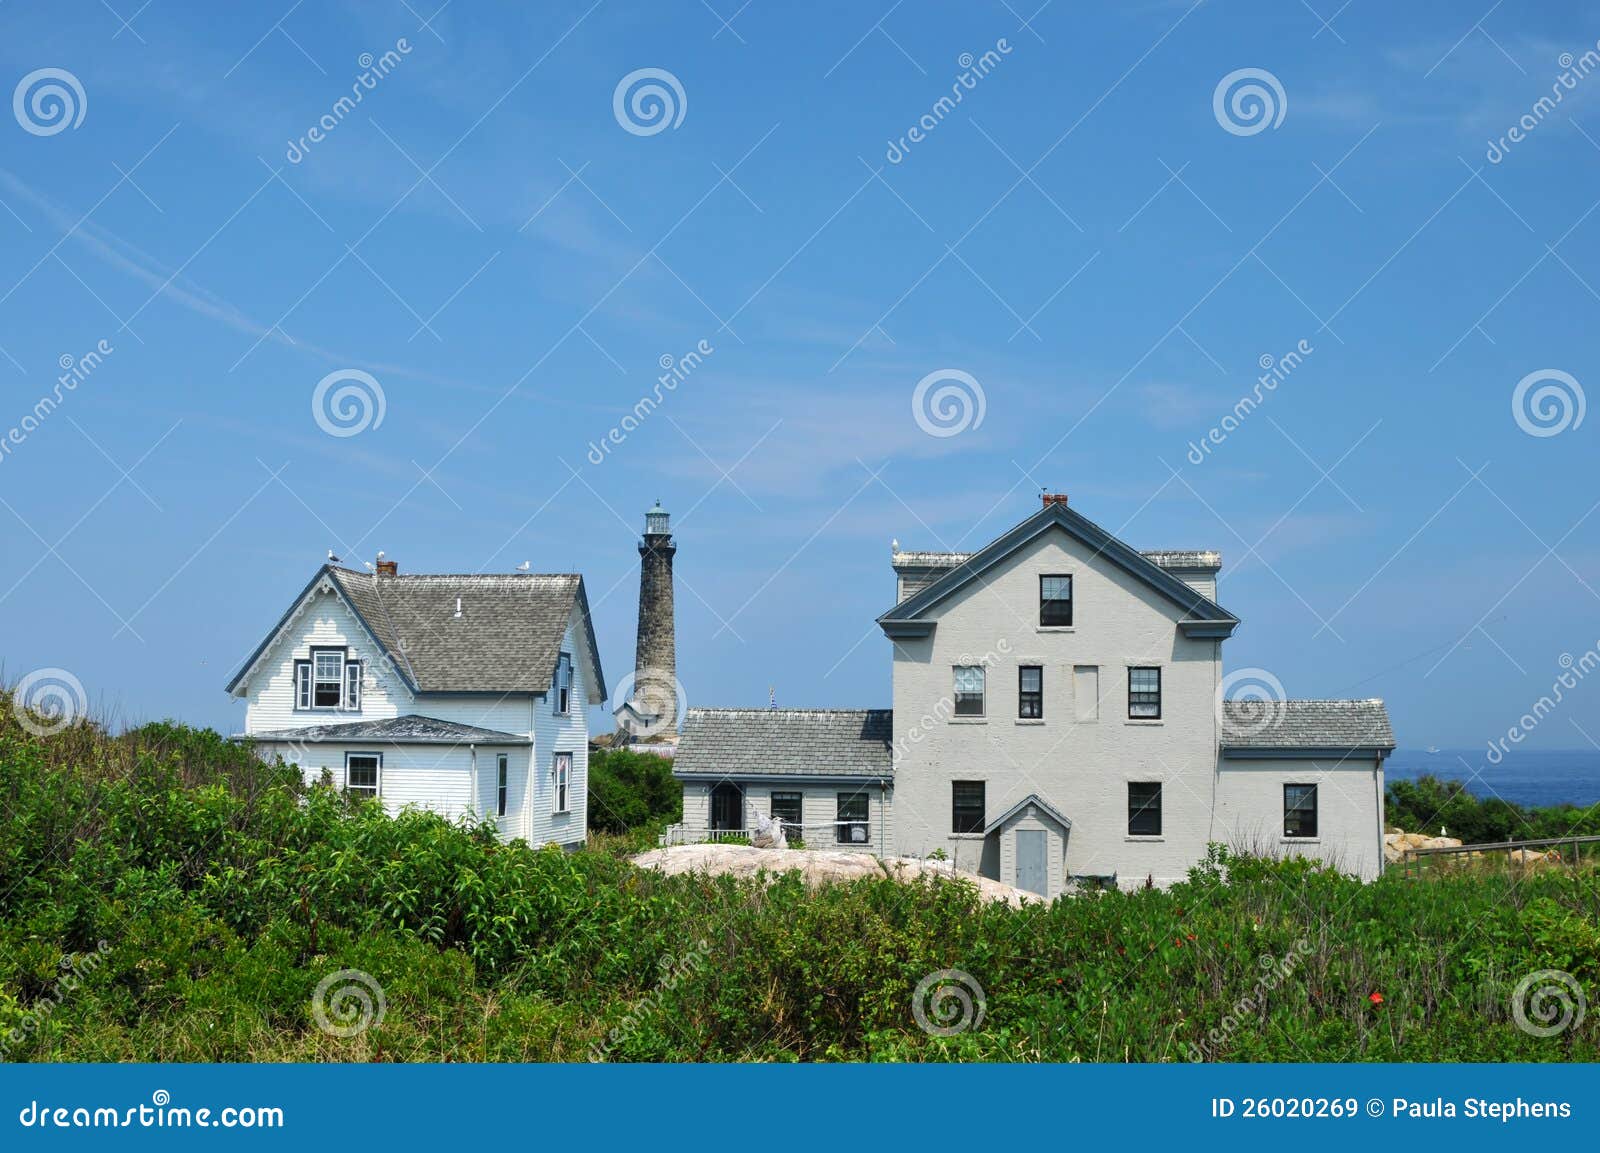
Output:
[{"xmin": 616, "ymin": 500, "xmax": 679, "ymax": 742}]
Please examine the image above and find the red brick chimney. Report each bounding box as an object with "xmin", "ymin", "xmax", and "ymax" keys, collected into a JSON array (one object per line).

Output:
[
  {"xmin": 376, "ymin": 559, "xmax": 398, "ymax": 576},
  {"xmin": 1041, "ymin": 492, "xmax": 1069, "ymax": 508}
]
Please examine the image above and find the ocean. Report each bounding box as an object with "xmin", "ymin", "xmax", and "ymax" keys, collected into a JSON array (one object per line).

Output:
[{"xmin": 1385, "ymin": 748, "xmax": 1600, "ymax": 809}]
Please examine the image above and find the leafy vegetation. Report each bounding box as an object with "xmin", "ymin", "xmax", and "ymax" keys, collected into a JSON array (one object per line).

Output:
[
  {"xmin": 585, "ymin": 746, "xmax": 681, "ymax": 835},
  {"xmin": 1387, "ymin": 773, "xmax": 1600, "ymax": 844},
  {"xmin": 1, "ymin": 701, "xmax": 1596, "ymax": 1062}
]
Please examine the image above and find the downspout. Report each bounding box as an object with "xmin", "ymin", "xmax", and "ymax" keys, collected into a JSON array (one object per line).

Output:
[
  {"xmin": 469, "ymin": 744, "xmax": 477, "ymax": 819},
  {"xmin": 1374, "ymin": 751, "xmax": 1386, "ymax": 880}
]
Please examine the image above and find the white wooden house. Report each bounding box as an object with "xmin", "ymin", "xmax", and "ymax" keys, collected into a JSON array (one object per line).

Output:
[
  {"xmin": 226, "ymin": 560, "xmax": 605, "ymax": 848},
  {"xmin": 672, "ymin": 494, "xmax": 1395, "ymax": 893}
]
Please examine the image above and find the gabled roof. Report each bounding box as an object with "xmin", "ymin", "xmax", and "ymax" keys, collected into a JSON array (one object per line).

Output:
[
  {"xmin": 1220, "ymin": 699, "xmax": 1395, "ymax": 757},
  {"xmin": 878, "ymin": 502, "xmax": 1239, "ymax": 639},
  {"xmin": 673, "ymin": 708, "xmax": 893, "ymax": 779},
  {"xmin": 244, "ymin": 714, "xmax": 531, "ymax": 745},
  {"xmin": 225, "ymin": 565, "xmax": 606, "ymax": 699},
  {"xmin": 984, "ymin": 792, "xmax": 1073, "ymax": 834}
]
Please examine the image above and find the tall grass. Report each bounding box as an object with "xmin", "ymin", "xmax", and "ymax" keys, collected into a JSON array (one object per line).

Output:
[{"xmin": 1, "ymin": 696, "xmax": 1596, "ymax": 1062}]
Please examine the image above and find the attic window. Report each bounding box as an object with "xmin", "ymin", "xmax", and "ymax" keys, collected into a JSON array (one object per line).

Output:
[
  {"xmin": 554, "ymin": 652, "xmax": 573, "ymax": 715},
  {"xmin": 296, "ymin": 647, "xmax": 361, "ymax": 711},
  {"xmin": 1040, "ymin": 575, "xmax": 1073, "ymax": 626}
]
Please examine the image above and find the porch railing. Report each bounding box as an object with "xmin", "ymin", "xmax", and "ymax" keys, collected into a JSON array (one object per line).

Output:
[
  {"xmin": 657, "ymin": 822, "xmax": 868, "ymax": 848},
  {"xmin": 1394, "ymin": 833, "xmax": 1600, "ymax": 878}
]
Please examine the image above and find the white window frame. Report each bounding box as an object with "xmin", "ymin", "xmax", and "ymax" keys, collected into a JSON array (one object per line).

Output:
[
  {"xmin": 295, "ymin": 662, "xmax": 312, "ymax": 710},
  {"xmin": 345, "ymin": 752, "xmax": 381, "ymax": 800},
  {"xmin": 311, "ymin": 648, "xmax": 345, "ymax": 710},
  {"xmin": 496, "ymin": 754, "xmax": 509, "ymax": 818},
  {"xmin": 343, "ymin": 661, "xmax": 362, "ymax": 712},
  {"xmin": 553, "ymin": 752, "xmax": 572, "ymax": 814},
  {"xmin": 953, "ymin": 665, "xmax": 986, "ymax": 717}
]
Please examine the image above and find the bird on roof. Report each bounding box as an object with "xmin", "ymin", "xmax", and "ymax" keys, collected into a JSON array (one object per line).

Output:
[
  {"xmin": 327, "ymin": 549, "xmax": 341, "ymax": 563},
  {"xmin": 362, "ymin": 561, "xmax": 374, "ymax": 571},
  {"xmin": 516, "ymin": 560, "xmax": 531, "ymax": 571},
  {"xmin": 376, "ymin": 550, "xmax": 386, "ymax": 560}
]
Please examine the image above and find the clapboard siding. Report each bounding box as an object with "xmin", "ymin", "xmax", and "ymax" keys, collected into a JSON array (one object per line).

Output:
[
  {"xmin": 266, "ymin": 741, "xmax": 473, "ymax": 821},
  {"xmin": 682, "ymin": 781, "xmax": 893, "ymax": 853},
  {"xmin": 242, "ymin": 585, "xmax": 410, "ymax": 731},
  {"xmin": 528, "ymin": 607, "xmax": 591, "ymax": 848}
]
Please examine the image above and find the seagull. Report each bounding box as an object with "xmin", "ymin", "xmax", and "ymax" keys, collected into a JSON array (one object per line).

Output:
[
  {"xmin": 376, "ymin": 550, "xmax": 386, "ymax": 561},
  {"xmin": 327, "ymin": 549, "xmax": 341, "ymax": 563},
  {"xmin": 516, "ymin": 560, "xmax": 531, "ymax": 571},
  {"xmin": 362, "ymin": 560, "xmax": 374, "ymax": 571}
]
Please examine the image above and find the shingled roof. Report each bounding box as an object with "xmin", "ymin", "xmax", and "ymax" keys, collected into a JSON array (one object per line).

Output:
[
  {"xmin": 245, "ymin": 714, "xmax": 531, "ymax": 745},
  {"xmin": 225, "ymin": 565, "xmax": 605, "ymax": 699},
  {"xmin": 674, "ymin": 708, "xmax": 894, "ymax": 779},
  {"xmin": 1220, "ymin": 699, "xmax": 1396, "ymax": 755}
]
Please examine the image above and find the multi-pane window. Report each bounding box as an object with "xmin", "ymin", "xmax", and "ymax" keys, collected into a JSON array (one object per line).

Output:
[
  {"xmin": 836, "ymin": 792, "xmax": 869, "ymax": 844},
  {"xmin": 496, "ymin": 754, "xmax": 509, "ymax": 817},
  {"xmin": 770, "ymin": 791, "xmax": 802, "ymax": 837},
  {"xmin": 953, "ymin": 666, "xmax": 985, "ymax": 716},
  {"xmin": 1039, "ymin": 575, "xmax": 1073, "ymax": 626},
  {"xmin": 554, "ymin": 652, "xmax": 573, "ymax": 715},
  {"xmin": 297, "ymin": 649, "xmax": 360, "ymax": 710},
  {"xmin": 1128, "ymin": 667, "xmax": 1162, "ymax": 719},
  {"xmin": 952, "ymin": 781, "xmax": 986, "ymax": 834},
  {"xmin": 1284, "ymin": 784, "xmax": 1318, "ymax": 838},
  {"xmin": 1127, "ymin": 782, "xmax": 1162, "ymax": 836},
  {"xmin": 313, "ymin": 650, "xmax": 344, "ymax": 708},
  {"xmin": 553, "ymin": 752, "xmax": 572, "ymax": 813},
  {"xmin": 346, "ymin": 754, "xmax": 380, "ymax": 800},
  {"xmin": 1018, "ymin": 666, "xmax": 1043, "ymax": 718}
]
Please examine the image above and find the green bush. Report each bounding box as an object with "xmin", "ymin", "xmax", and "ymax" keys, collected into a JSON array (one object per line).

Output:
[
  {"xmin": 1387, "ymin": 773, "xmax": 1600, "ymax": 843},
  {"xmin": 1, "ymin": 699, "xmax": 1596, "ymax": 1062},
  {"xmin": 586, "ymin": 747, "xmax": 681, "ymax": 834}
]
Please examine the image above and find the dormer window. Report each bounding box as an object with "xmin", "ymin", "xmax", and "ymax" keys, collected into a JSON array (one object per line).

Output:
[
  {"xmin": 295, "ymin": 647, "xmax": 361, "ymax": 711},
  {"xmin": 1040, "ymin": 575, "xmax": 1073, "ymax": 626},
  {"xmin": 554, "ymin": 652, "xmax": 573, "ymax": 715}
]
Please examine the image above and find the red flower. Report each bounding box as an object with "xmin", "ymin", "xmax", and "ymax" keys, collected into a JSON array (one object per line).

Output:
[
  {"xmin": 1185, "ymin": 934, "xmax": 1196, "ymax": 941},
  {"xmin": 1368, "ymin": 992, "xmax": 1384, "ymax": 1005}
]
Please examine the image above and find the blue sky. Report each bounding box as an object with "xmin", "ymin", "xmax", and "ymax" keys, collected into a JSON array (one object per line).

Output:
[{"xmin": 2, "ymin": 0, "xmax": 1598, "ymax": 754}]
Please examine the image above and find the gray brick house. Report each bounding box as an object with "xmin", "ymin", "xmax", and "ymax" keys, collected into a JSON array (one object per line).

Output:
[{"xmin": 671, "ymin": 494, "xmax": 1395, "ymax": 894}]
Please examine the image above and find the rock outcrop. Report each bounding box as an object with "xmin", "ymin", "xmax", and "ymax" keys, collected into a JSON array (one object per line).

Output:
[{"xmin": 630, "ymin": 844, "xmax": 1045, "ymax": 907}]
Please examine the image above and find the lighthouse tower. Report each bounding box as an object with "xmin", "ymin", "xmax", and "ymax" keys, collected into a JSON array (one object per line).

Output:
[{"xmin": 616, "ymin": 501, "xmax": 679, "ymax": 743}]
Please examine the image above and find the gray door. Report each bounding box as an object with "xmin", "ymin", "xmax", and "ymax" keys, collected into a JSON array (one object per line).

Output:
[{"xmin": 1016, "ymin": 829, "xmax": 1047, "ymax": 896}]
